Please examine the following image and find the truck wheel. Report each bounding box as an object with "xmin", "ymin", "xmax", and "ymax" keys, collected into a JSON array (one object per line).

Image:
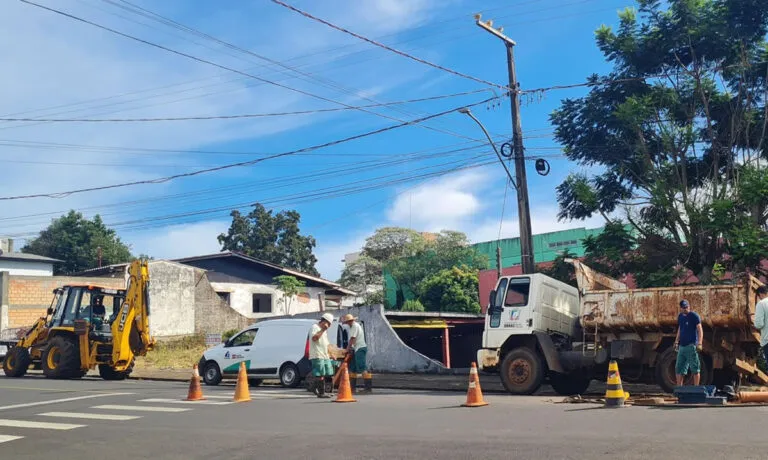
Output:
[
  {"xmin": 3, "ymin": 347, "xmax": 32, "ymax": 378},
  {"xmin": 42, "ymin": 336, "xmax": 81, "ymax": 379},
  {"xmin": 549, "ymin": 373, "xmax": 592, "ymax": 396},
  {"xmin": 655, "ymin": 347, "xmax": 711, "ymax": 393},
  {"xmin": 500, "ymin": 348, "xmax": 544, "ymax": 395}
]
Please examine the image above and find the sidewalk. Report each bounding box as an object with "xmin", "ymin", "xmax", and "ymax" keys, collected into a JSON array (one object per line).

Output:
[{"xmin": 129, "ymin": 367, "xmax": 664, "ymax": 396}]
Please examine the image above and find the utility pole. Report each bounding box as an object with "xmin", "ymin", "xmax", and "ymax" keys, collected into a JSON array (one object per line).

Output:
[{"xmin": 474, "ymin": 14, "xmax": 535, "ymax": 275}]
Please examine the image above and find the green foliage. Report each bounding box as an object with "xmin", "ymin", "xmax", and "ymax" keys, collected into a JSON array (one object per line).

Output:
[
  {"xmin": 418, "ymin": 265, "xmax": 480, "ymax": 313},
  {"xmin": 550, "ymin": 0, "xmax": 768, "ymax": 285},
  {"xmin": 218, "ymin": 203, "xmax": 319, "ymax": 276},
  {"xmin": 386, "ymin": 230, "xmax": 488, "ymax": 309},
  {"xmin": 273, "ymin": 275, "xmax": 306, "ymax": 315},
  {"xmin": 401, "ymin": 299, "xmax": 425, "ymax": 312},
  {"xmin": 537, "ymin": 249, "xmax": 579, "ymax": 288},
  {"xmin": 221, "ymin": 329, "xmax": 239, "ymax": 342},
  {"xmin": 22, "ymin": 210, "xmax": 132, "ymax": 275},
  {"xmin": 338, "ymin": 254, "xmax": 382, "ymax": 296}
]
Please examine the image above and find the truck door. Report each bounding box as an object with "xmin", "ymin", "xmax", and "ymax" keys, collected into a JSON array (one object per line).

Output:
[{"xmin": 485, "ymin": 277, "xmax": 533, "ymax": 346}]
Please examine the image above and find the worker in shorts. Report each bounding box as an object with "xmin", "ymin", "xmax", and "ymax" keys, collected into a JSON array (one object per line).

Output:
[
  {"xmin": 341, "ymin": 313, "xmax": 371, "ymax": 393},
  {"xmin": 309, "ymin": 313, "xmax": 335, "ymax": 398},
  {"xmin": 674, "ymin": 299, "xmax": 704, "ymax": 386}
]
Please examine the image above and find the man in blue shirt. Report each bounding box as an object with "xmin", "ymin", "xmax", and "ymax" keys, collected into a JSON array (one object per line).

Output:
[{"xmin": 674, "ymin": 299, "xmax": 704, "ymax": 386}]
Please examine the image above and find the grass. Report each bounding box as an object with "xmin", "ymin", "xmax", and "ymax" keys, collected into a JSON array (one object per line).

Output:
[{"xmin": 135, "ymin": 334, "xmax": 209, "ymax": 370}]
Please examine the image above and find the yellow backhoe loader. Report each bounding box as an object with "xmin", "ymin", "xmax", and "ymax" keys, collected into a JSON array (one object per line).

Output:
[{"xmin": 2, "ymin": 259, "xmax": 154, "ymax": 380}]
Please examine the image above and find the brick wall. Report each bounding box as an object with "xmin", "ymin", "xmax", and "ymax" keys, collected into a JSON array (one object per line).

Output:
[{"xmin": 6, "ymin": 275, "xmax": 124, "ymax": 328}]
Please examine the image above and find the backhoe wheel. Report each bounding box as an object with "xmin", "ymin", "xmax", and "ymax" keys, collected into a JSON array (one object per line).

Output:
[
  {"xmin": 500, "ymin": 347, "xmax": 545, "ymax": 395},
  {"xmin": 42, "ymin": 336, "xmax": 81, "ymax": 379},
  {"xmin": 3, "ymin": 347, "xmax": 32, "ymax": 378},
  {"xmin": 99, "ymin": 359, "xmax": 134, "ymax": 381}
]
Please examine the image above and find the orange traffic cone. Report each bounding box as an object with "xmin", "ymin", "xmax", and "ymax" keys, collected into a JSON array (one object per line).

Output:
[
  {"xmin": 462, "ymin": 362, "xmax": 488, "ymax": 407},
  {"xmin": 333, "ymin": 362, "xmax": 357, "ymax": 403},
  {"xmin": 233, "ymin": 361, "xmax": 251, "ymax": 402},
  {"xmin": 184, "ymin": 364, "xmax": 205, "ymax": 401}
]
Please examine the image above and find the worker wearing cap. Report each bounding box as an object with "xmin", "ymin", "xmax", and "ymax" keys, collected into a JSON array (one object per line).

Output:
[
  {"xmin": 674, "ymin": 299, "xmax": 703, "ymax": 386},
  {"xmin": 309, "ymin": 313, "xmax": 335, "ymax": 398},
  {"xmin": 341, "ymin": 313, "xmax": 371, "ymax": 393}
]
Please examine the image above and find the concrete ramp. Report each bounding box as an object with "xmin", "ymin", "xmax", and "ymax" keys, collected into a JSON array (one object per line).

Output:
[{"xmin": 263, "ymin": 305, "xmax": 447, "ymax": 374}]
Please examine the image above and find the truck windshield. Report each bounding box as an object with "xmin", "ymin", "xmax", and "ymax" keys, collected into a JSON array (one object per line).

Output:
[{"xmin": 504, "ymin": 278, "xmax": 530, "ymax": 307}]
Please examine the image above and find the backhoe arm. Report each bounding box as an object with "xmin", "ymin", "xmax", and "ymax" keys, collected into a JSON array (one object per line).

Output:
[{"xmin": 111, "ymin": 259, "xmax": 154, "ymax": 371}]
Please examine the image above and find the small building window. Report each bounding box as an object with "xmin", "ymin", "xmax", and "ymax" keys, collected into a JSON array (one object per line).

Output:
[
  {"xmin": 216, "ymin": 292, "xmax": 230, "ymax": 306},
  {"xmin": 548, "ymin": 239, "xmax": 578, "ymax": 249},
  {"xmin": 252, "ymin": 293, "xmax": 272, "ymax": 313}
]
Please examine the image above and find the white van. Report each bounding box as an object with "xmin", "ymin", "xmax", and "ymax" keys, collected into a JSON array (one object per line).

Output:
[{"xmin": 198, "ymin": 318, "xmax": 344, "ymax": 387}]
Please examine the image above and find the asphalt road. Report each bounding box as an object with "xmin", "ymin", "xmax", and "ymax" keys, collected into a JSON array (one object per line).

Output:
[{"xmin": 1, "ymin": 375, "xmax": 767, "ymax": 459}]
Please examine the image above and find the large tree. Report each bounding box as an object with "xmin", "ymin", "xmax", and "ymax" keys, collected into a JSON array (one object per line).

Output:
[
  {"xmin": 551, "ymin": 0, "xmax": 768, "ymax": 285},
  {"xmin": 218, "ymin": 203, "xmax": 319, "ymax": 276},
  {"xmin": 22, "ymin": 210, "xmax": 133, "ymax": 275}
]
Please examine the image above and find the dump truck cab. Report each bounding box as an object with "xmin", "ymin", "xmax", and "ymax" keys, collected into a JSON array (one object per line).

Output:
[{"xmin": 478, "ymin": 273, "xmax": 586, "ymax": 395}]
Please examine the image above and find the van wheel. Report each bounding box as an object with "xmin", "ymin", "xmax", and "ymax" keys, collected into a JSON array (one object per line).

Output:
[
  {"xmin": 203, "ymin": 361, "xmax": 222, "ymax": 386},
  {"xmin": 279, "ymin": 362, "xmax": 300, "ymax": 388},
  {"xmin": 500, "ymin": 347, "xmax": 544, "ymax": 395}
]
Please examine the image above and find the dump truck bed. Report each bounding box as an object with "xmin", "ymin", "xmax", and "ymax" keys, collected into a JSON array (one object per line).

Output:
[{"xmin": 569, "ymin": 260, "xmax": 762, "ymax": 331}]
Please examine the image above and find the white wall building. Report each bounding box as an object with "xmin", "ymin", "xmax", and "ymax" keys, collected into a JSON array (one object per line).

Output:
[{"xmin": 0, "ymin": 238, "xmax": 60, "ymax": 276}]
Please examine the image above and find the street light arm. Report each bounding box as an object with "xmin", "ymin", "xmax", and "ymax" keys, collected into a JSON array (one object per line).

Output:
[{"xmin": 459, "ymin": 109, "xmax": 518, "ymax": 190}]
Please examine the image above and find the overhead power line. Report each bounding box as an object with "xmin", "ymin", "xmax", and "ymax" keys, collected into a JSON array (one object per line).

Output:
[
  {"xmin": 0, "ymin": 95, "xmax": 499, "ymax": 201},
  {"xmin": 269, "ymin": 0, "xmax": 511, "ymax": 92},
  {"xmin": 19, "ymin": 0, "xmax": 485, "ymax": 142},
  {"xmin": 0, "ymin": 89, "xmax": 488, "ymax": 123}
]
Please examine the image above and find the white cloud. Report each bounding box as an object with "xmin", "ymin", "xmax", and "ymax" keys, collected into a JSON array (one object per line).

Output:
[
  {"xmin": 386, "ymin": 169, "xmax": 490, "ymax": 231},
  {"xmin": 0, "ymin": 0, "xmax": 447, "ymax": 255},
  {"xmin": 125, "ymin": 220, "xmax": 228, "ymax": 260}
]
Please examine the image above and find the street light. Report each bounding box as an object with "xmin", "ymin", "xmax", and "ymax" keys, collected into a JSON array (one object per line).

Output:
[{"xmin": 457, "ymin": 107, "xmax": 517, "ymax": 189}]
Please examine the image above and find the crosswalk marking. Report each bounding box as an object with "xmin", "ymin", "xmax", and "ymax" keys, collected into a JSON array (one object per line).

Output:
[
  {"xmin": 0, "ymin": 435, "xmax": 23, "ymax": 444},
  {"xmin": 39, "ymin": 412, "xmax": 142, "ymax": 421},
  {"xmin": 138, "ymin": 398, "xmax": 233, "ymax": 405},
  {"xmin": 91, "ymin": 405, "xmax": 191, "ymax": 413},
  {"xmin": 0, "ymin": 419, "xmax": 85, "ymax": 430}
]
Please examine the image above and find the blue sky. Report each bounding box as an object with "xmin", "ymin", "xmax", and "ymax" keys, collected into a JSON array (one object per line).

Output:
[{"xmin": 0, "ymin": 0, "xmax": 628, "ymax": 280}]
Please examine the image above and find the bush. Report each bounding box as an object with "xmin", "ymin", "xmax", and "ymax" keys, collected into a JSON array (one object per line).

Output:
[
  {"xmin": 221, "ymin": 329, "xmax": 239, "ymax": 342},
  {"xmin": 402, "ymin": 299, "xmax": 425, "ymax": 312},
  {"xmin": 418, "ymin": 265, "xmax": 480, "ymax": 313}
]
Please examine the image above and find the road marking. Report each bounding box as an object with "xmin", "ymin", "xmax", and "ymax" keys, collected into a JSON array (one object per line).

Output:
[
  {"xmin": 91, "ymin": 405, "xmax": 191, "ymax": 413},
  {"xmin": 0, "ymin": 435, "xmax": 23, "ymax": 444},
  {"xmin": 202, "ymin": 395, "xmax": 234, "ymax": 399},
  {"xmin": 138, "ymin": 398, "xmax": 233, "ymax": 405},
  {"xmin": 0, "ymin": 419, "xmax": 85, "ymax": 430},
  {"xmin": 0, "ymin": 393, "xmax": 134, "ymax": 412},
  {"xmin": 39, "ymin": 412, "xmax": 142, "ymax": 421}
]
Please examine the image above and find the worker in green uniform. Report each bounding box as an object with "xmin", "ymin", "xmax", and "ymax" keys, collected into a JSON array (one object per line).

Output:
[{"xmin": 309, "ymin": 313, "xmax": 335, "ymax": 398}]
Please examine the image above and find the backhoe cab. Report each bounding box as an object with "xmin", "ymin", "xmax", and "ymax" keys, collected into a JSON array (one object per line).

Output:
[{"xmin": 2, "ymin": 260, "xmax": 154, "ymax": 380}]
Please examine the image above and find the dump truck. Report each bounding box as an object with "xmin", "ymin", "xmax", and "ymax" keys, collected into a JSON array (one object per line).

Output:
[
  {"xmin": 2, "ymin": 259, "xmax": 154, "ymax": 380},
  {"xmin": 477, "ymin": 260, "xmax": 766, "ymax": 395}
]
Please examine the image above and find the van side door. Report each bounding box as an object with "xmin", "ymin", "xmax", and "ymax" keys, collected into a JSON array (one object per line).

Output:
[{"xmin": 220, "ymin": 328, "xmax": 258, "ymax": 376}]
